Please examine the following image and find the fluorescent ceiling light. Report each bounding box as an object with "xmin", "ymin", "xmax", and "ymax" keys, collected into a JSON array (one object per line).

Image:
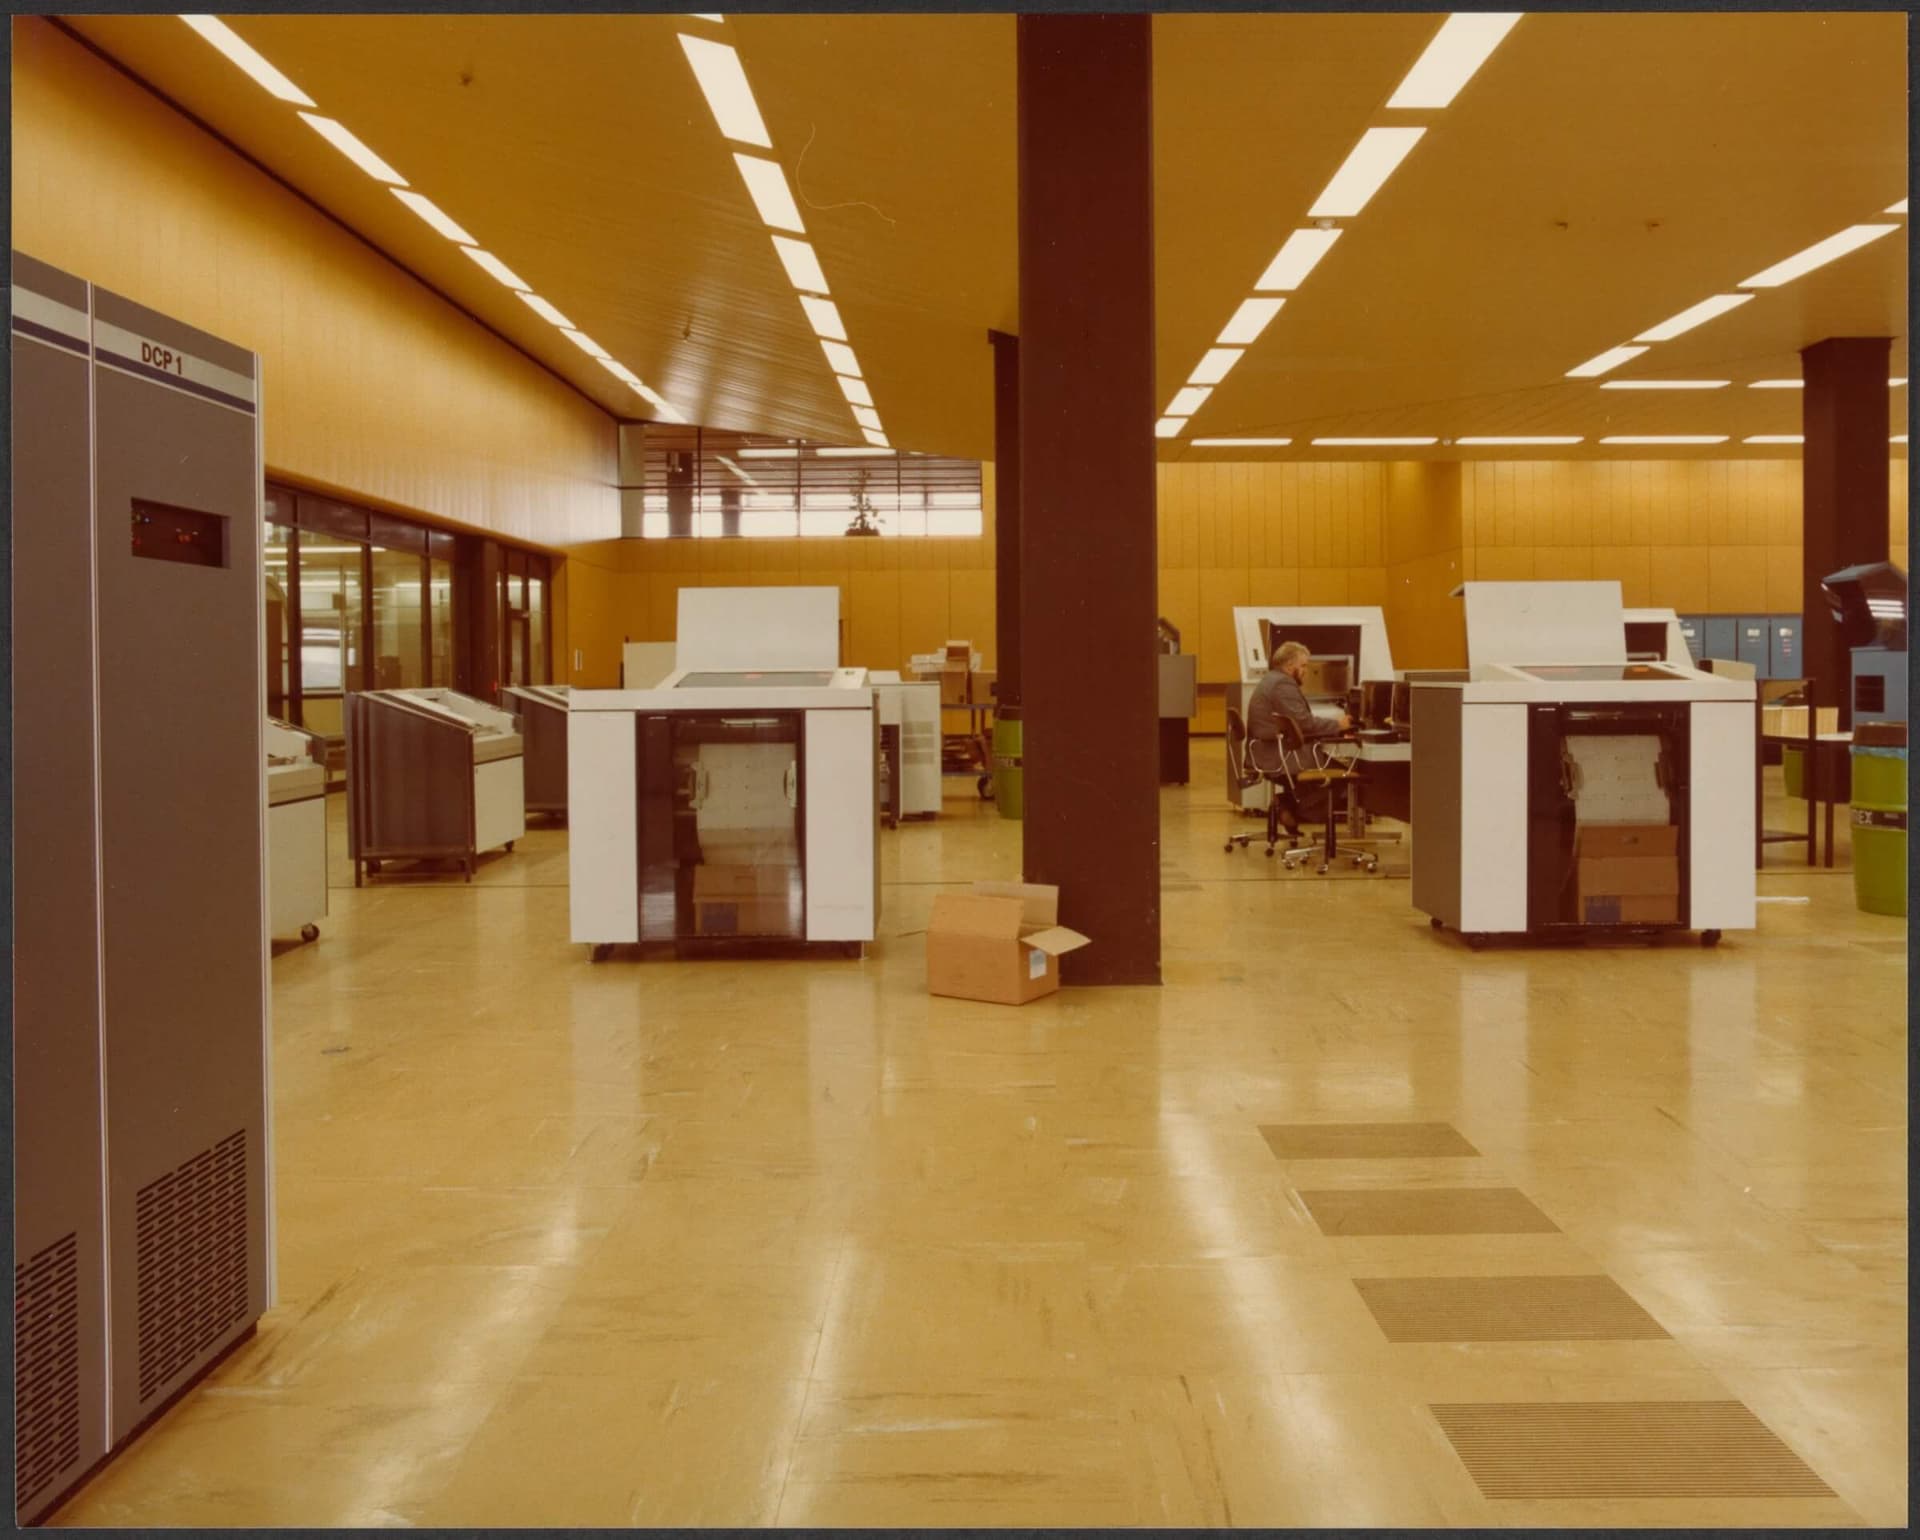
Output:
[
  {"xmin": 1217, "ymin": 297, "xmax": 1285, "ymax": 346},
  {"xmin": 1599, "ymin": 379, "xmax": 1729, "ymax": 390},
  {"xmin": 180, "ymin": 16, "xmax": 314, "ymax": 105},
  {"xmin": 1565, "ymin": 344, "xmax": 1648, "ymax": 378},
  {"xmin": 560, "ymin": 330, "xmax": 610, "ymax": 360},
  {"xmin": 819, "ymin": 339, "xmax": 861, "ymax": 377},
  {"xmin": 634, "ymin": 383, "xmax": 682, "ymax": 419},
  {"xmin": 1749, "ymin": 379, "xmax": 1802, "ymax": 389},
  {"xmin": 1308, "ymin": 127, "xmax": 1426, "ymax": 219},
  {"xmin": 463, "ymin": 248, "xmax": 529, "ymax": 291},
  {"xmin": 1894, "ymin": 434, "xmax": 1909, "ymax": 444},
  {"xmin": 733, "ymin": 154, "xmax": 805, "ymax": 234},
  {"xmin": 1598, "ymin": 435, "xmax": 1729, "ymax": 445},
  {"xmin": 678, "ymin": 35, "xmax": 771, "ymax": 149},
  {"xmin": 739, "ymin": 447, "xmax": 800, "ymax": 459},
  {"xmin": 390, "ymin": 189, "xmax": 473, "ymax": 245},
  {"xmin": 298, "ymin": 114, "xmax": 407, "ymax": 185},
  {"xmin": 1189, "ymin": 349, "xmax": 1244, "ymax": 386},
  {"xmin": 690, "ymin": 13, "xmax": 725, "ymax": 20},
  {"xmin": 851, "ymin": 405, "xmax": 884, "ymax": 432},
  {"xmin": 519, "ymin": 293, "xmax": 574, "ymax": 328},
  {"xmin": 1387, "ymin": 13, "xmax": 1522, "ymax": 109},
  {"xmin": 862, "ymin": 428, "xmax": 892, "ymax": 448},
  {"xmin": 1193, "ymin": 437, "xmax": 1292, "ymax": 447},
  {"xmin": 1740, "ymin": 223, "xmax": 1900, "ymax": 288},
  {"xmin": 770, "ymin": 236, "xmax": 830, "ymax": 294},
  {"xmin": 799, "ymin": 295, "xmax": 847, "ymax": 341},
  {"xmin": 817, "ymin": 447, "xmax": 894, "ymax": 457},
  {"xmin": 597, "ymin": 358, "xmax": 641, "ymax": 386},
  {"xmin": 837, "ymin": 375, "xmax": 874, "ymax": 407},
  {"xmin": 1312, "ymin": 436, "xmax": 1438, "ymax": 446},
  {"xmin": 1893, "ymin": 377, "xmax": 1909, "ymax": 388},
  {"xmin": 1155, "ymin": 417, "xmax": 1188, "ymax": 439},
  {"xmin": 1634, "ymin": 292, "xmax": 1753, "ymax": 342},
  {"xmin": 1254, "ymin": 229, "xmax": 1342, "ymax": 292},
  {"xmin": 1743, "ymin": 435, "xmax": 1804, "ymax": 445},
  {"xmin": 1456, "ymin": 436, "xmax": 1585, "ymax": 446},
  {"xmin": 1888, "ymin": 199, "xmax": 1909, "ymax": 215},
  {"xmin": 1166, "ymin": 386, "xmax": 1213, "ymax": 417}
]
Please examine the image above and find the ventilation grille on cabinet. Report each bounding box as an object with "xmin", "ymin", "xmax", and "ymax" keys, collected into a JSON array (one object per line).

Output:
[
  {"xmin": 134, "ymin": 1129, "xmax": 250, "ymax": 1403},
  {"xmin": 15, "ymin": 1232, "xmax": 82, "ymax": 1515}
]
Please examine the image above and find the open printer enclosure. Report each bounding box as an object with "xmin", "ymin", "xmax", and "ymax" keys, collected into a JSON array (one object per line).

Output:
[
  {"xmin": 1226, "ymin": 606, "xmax": 1396, "ymax": 809},
  {"xmin": 569, "ymin": 587, "xmax": 880, "ymax": 953},
  {"xmin": 1414, "ymin": 582, "xmax": 1756, "ymax": 945},
  {"xmin": 502, "ymin": 683, "xmax": 571, "ymax": 818},
  {"xmin": 1820, "ymin": 561, "xmax": 1907, "ymax": 726}
]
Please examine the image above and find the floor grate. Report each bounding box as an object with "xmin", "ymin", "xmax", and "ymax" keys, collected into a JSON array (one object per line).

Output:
[
  {"xmin": 1430, "ymin": 1400, "xmax": 1833, "ymax": 1499},
  {"xmin": 1261, "ymin": 1122, "xmax": 1478, "ymax": 1160},
  {"xmin": 1298, "ymin": 1187, "xmax": 1558, "ymax": 1236},
  {"xmin": 1354, "ymin": 1274, "xmax": 1668, "ymax": 1342}
]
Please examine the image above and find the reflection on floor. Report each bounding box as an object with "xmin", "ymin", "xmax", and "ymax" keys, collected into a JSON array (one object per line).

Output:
[{"xmin": 53, "ymin": 770, "xmax": 1906, "ymax": 1528}]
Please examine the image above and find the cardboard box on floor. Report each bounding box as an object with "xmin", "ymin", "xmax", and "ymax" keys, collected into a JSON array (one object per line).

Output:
[
  {"xmin": 926, "ymin": 881, "xmax": 1090, "ymax": 1004},
  {"xmin": 692, "ymin": 863, "xmax": 798, "ymax": 938},
  {"xmin": 1574, "ymin": 822, "xmax": 1679, "ymax": 924}
]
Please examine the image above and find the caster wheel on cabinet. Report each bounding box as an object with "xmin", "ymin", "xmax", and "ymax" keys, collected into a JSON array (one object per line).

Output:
[
  {"xmin": 590, "ymin": 943, "xmax": 613, "ymax": 963},
  {"xmin": 505, "ymin": 841, "xmax": 515, "ymax": 853},
  {"xmin": 1464, "ymin": 932, "xmax": 1490, "ymax": 952},
  {"xmin": 299, "ymin": 924, "xmax": 320, "ymax": 943},
  {"xmin": 1700, "ymin": 929, "xmax": 1722, "ymax": 947},
  {"xmin": 1430, "ymin": 916, "xmax": 1444, "ymax": 929}
]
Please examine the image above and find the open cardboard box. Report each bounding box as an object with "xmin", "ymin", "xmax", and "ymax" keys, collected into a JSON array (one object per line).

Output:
[
  {"xmin": 926, "ymin": 881, "xmax": 1090, "ymax": 1005},
  {"xmin": 1574, "ymin": 822, "xmax": 1679, "ymax": 924}
]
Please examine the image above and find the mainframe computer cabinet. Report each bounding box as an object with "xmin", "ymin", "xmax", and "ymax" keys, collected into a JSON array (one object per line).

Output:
[{"xmin": 11, "ymin": 252, "xmax": 270, "ymax": 1522}]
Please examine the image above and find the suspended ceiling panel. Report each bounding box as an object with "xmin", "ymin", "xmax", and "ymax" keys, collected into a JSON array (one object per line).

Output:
[{"xmin": 62, "ymin": 12, "xmax": 1907, "ymax": 463}]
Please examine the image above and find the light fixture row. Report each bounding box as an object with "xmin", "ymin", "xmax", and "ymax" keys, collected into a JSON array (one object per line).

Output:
[
  {"xmin": 1155, "ymin": 13, "xmax": 1523, "ymax": 441},
  {"xmin": 676, "ymin": 26, "xmax": 891, "ymax": 449},
  {"xmin": 178, "ymin": 14, "xmax": 686, "ymax": 421},
  {"xmin": 1565, "ymin": 199, "xmax": 1907, "ymax": 380},
  {"xmin": 1178, "ymin": 432, "xmax": 1911, "ymax": 450}
]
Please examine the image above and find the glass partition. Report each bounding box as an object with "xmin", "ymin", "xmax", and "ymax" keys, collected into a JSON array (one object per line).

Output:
[
  {"xmin": 430, "ymin": 552, "xmax": 454, "ymax": 686},
  {"xmin": 370, "ymin": 546, "xmax": 427, "ymax": 689},
  {"xmin": 264, "ymin": 521, "xmax": 292, "ymax": 719},
  {"xmin": 297, "ymin": 535, "xmax": 365, "ymax": 739}
]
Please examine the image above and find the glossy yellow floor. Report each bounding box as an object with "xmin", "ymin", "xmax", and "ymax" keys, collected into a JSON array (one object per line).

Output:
[{"xmin": 54, "ymin": 770, "xmax": 1906, "ymax": 1528}]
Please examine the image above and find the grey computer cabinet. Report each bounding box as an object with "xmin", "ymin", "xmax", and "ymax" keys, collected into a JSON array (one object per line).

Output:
[{"xmin": 11, "ymin": 253, "xmax": 270, "ymax": 1522}]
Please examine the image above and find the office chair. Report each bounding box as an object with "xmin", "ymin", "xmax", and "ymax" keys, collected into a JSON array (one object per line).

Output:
[
  {"xmin": 1274, "ymin": 716, "xmax": 1385, "ymax": 874},
  {"xmin": 1224, "ymin": 708, "xmax": 1318, "ymax": 862}
]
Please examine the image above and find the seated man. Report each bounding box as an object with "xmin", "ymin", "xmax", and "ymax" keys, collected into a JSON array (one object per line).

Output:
[{"xmin": 1246, "ymin": 639, "xmax": 1352, "ymax": 834}]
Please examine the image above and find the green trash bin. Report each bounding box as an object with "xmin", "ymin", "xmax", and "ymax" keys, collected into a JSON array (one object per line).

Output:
[
  {"xmin": 1850, "ymin": 742, "xmax": 1907, "ymax": 917},
  {"xmin": 992, "ymin": 709, "xmax": 1024, "ymax": 821}
]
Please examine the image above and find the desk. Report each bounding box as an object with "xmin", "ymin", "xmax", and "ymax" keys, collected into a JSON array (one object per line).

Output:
[
  {"xmin": 1758, "ymin": 729, "xmax": 1851, "ymax": 868},
  {"xmin": 1346, "ymin": 738, "xmax": 1411, "ymax": 825}
]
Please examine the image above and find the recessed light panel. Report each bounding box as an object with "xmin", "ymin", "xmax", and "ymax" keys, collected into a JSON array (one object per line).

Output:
[
  {"xmin": 1216, "ymin": 297, "xmax": 1285, "ymax": 346},
  {"xmin": 298, "ymin": 114, "xmax": 407, "ymax": 185},
  {"xmin": 519, "ymin": 293, "xmax": 574, "ymax": 328},
  {"xmin": 1749, "ymin": 379, "xmax": 1803, "ymax": 389},
  {"xmin": 181, "ymin": 15, "xmax": 313, "ymax": 104},
  {"xmin": 863, "ymin": 428, "xmax": 892, "ymax": 448},
  {"xmin": 1740, "ymin": 223, "xmax": 1900, "ymax": 288},
  {"xmin": 1456, "ymin": 436, "xmax": 1585, "ymax": 446},
  {"xmin": 851, "ymin": 405, "xmax": 884, "ymax": 431},
  {"xmin": 770, "ymin": 236, "xmax": 830, "ymax": 294},
  {"xmin": 799, "ymin": 296, "xmax": 847, "ymax": 341},
  {"xmin": 817, "ymin": 447, "xmax": 894, "ymax": 457},
  {"xmin": 1312, "ymin": 437, "xmax": 1438, "ymax": 447},
  {"xmin": 1155, "ymin": 417, "xmax": 1188, "ymax": 439},
  {"xmin": 837, "ymin": 375, "xmax": 874, "ymax": 407},
  {"xmin": 1387, "ymin": 13, "xmax": 1522, "ymax": 109},
  {"xmin": 1634, "ymin": 292, "xmax": 1752, "ymax": 343},
  {"xmin": 391, "ymin": 189, "xmax": 474, "ymax": 245},
  {"xmin": 1167, "ymin": 386, "xmax": 1213, "ymax": 417},
  {"xmin": 1254, "ymin": 229, "xmax": 1342, "ymax": 292},
  {"xmin": 1599, "ymin": 435, "xmax": 1729, "ymax": 445},
  {"xmin": 1565, "ymin": 345, "xmax": 1648, "ymax": 378},
  {"xmin": 1308, "ymin": 127, "xmax": 1426, "ymax": 219},
  {"xmin": 1193, "ymin": 437, "xmax": 1292, "ymax": 447},
  {"xmin": 1188, "ymin": 349, "xmax": 1244, "ymax": 386},
  {"xmin": 560, "ymin": 330, "xmax": 610, "ymax": 360},
  {"xmin": 463, "ymin": 248, "xmax": 530, "ymax": 291},
  {"xmin": 739, "ymin": 447, "xmax": 801, "ymax": 459},
  {"xmin": 598, "ymin": 358, "xmax": 641, "ymax": 386},
  {"xmin": 733, "ymin": 154, "xmax": 805, "ymax": 233},
  {"xmin": 819, "ymin": 339, "xmax": 861, "ymax": 377},
  {"xmin": 677, "ymin": 35, "xmax": 772, "ymax": 148},
  {"xmin": 1599, "ymin": 379, "xmax": 1729, "ymax": 391},
  {"xmin": 1743, "ymin": 435, "xmax": 1804, "ymax": 445},
  {"xmin": 1887, "ymin": 199, "xmax": 1909, "ymax": 215}
]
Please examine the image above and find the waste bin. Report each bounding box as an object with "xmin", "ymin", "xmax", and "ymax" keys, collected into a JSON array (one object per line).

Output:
[
  {"xmin": 992, "ymin": 708, "xmax": 1023, "ymax": 821},
  {"xmin": 1850, "ymin": 735, "xmax": 1907, "ymax": 917}
]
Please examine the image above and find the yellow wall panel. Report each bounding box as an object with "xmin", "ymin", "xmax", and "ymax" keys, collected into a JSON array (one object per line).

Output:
[
  {"xmin": 1766, "ymin": 545, "xmax": 1803, "ymax": 612},
  {"xmin": 1709, "ymin": 546, "xmax": 1770, "ymax": 613},
  {"xmin": 1246, "ymin": 567, "xmax": 1301, "ymax": 606},
  {"xmin": 1475, "ymin": 545, "xmax": 1537, "ymax": 581},
  {"xmin": 1197, "ymin": 567, "xmax": 1251, "ymax": 683},
  {"xmin": 1157, "ymin": 567, "xmax": 1202, "ymax": 651},
  {"xmin": 947, "ymin": 569, "xmax": 996, "ymax": 664},
  {"xmin": 1297, "ymin": 568, "xmax": 1351, "ymax": 604},
  {"xmin": 897, "ymin": 570, "xmax": 953, "ymax": 661},
  {"xmin": 1651, "ymin": 547, "xmax": 1712, "ymax": 612}
]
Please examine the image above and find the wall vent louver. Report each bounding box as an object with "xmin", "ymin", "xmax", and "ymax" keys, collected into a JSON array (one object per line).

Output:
[
  {"xmin": 15, "ymin": 1232, "xmax": 82, "ymax": 1514},
  {"xmin": 134, "ymin": 1129, "xmax": 249, "ymax": 1403}
]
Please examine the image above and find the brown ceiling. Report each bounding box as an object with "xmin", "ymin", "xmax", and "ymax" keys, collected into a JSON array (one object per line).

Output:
[{"xmin": 65, "ymin": 12, "xmax": 1908, "ymax": 463}]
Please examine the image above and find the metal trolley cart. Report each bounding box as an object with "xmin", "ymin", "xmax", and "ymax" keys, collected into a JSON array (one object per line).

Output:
[
  {"xmin": 503, "ymin": 683, "xmax": 570, "ymax": 821},
  {"xmin": 345, "ymin": 688, "xmax": 525, "ymax": 883}
]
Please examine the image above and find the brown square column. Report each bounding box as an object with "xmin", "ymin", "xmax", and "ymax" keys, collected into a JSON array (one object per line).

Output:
[
  {"xmin": 1017, "ymin": 13, "xmax": 1160, "ymax": 984},
  {"xmin": 1801, "ymin": 337, "xmax": 1892, "ymax": 728},
  {"xmin": 988, "ymin": 328, "xmax": 1022, "ymax": 710}
]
